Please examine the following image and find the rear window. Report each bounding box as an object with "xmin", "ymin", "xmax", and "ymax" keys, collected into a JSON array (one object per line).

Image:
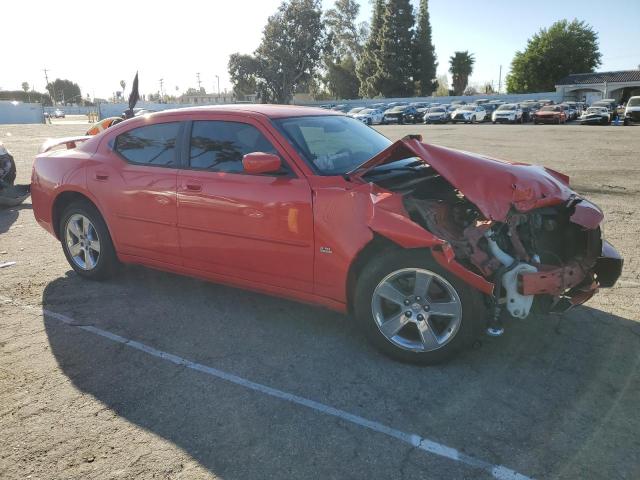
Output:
[{"xmin": 115, "ymin": 122, "xmax": 180, "ymax": 167}]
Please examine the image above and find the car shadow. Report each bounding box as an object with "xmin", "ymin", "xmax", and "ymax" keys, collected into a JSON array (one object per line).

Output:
[
  {"xmin": 41, "ymin": 267, "xmax": 640, "ymax": 479},
  {"xmin": 0, "ymin": 202, "xmax": 32, "ymax": 236}
]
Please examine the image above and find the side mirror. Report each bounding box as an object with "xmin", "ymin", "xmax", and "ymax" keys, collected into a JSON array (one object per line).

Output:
[{"xmin": 242, "ymin": 152, "xmax": 282, "ymax": 175}]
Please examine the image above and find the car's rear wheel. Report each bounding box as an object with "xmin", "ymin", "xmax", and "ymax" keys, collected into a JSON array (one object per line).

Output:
[
  {"xmin": 354, "ymin": 249, "xmax": 482, "ymax": 365},
  {"xmin": 60, "ymin": 201, "xmax": 117, "ymax": 280}
]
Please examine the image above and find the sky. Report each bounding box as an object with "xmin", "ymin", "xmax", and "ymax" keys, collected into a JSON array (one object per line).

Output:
[{"xmin": 2, "ymin": 0, "xmax": 639, "ymax": 99}]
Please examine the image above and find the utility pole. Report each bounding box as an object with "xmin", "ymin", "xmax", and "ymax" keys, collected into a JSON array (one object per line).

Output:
[
  {"xmin": 196, "ymin": 72, "xmax": 201, "ymax": 91},
  {"xmin": 498, "ymin": 65, "xmax": 502, "ymax": 94},
  {"xmin": 159, "ymin": 78, "xmax": 164, "ymax": 102},
  {"xmin": 215, "ymin": 75, "xmax": 220, "ymax": 100},
  {"xmin": 43, "ymin": 68, "xmax": 56, "ymax": 105}
]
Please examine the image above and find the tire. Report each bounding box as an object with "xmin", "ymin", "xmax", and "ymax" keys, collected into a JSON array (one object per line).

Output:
[
  {"xmin": 367, "ymin": 118, "xmax": 372, "ymax": 126},
  {"xmin": 59, "ymin": 200, "xmax": 118, "ymax": 280},
  {"xmin": 353, "ymin": 249, "xmax": 483, "ymax": 365},
  {"xmin": 1, "ymin": 154, "xmax": 17, "ymax": 185}
]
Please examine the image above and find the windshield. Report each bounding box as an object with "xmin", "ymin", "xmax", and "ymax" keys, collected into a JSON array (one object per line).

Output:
[
  {"xmin": 540, "ymin": 106, "xmax": 559, "ymax": 112},
  {"xmin": 628, "ymin": 98, "xmax": 640, "ymax": 107},
  {"xmin": 586, "ymin": 107, "xmax": 606, "ymax": 114},
  {"xmin": 460, "ymin": 106, "xmax": 475, "ymax": 111},
  {"xmin": 428, "ymin": 108, "xmax": 445, "ymax": 113},
  {"xmin": 389, "ymin": 106, "xmax": 405, "ymax": 112},
  {"xmin": 273, "ymin": 115, "xmax": 392, "ymax": 175},
  {"xmin": 348, "ymin": 107, "xmax": 363, "ymax": 114},
  {"xmin": 360, "ymin": 109, "xmax": 375, "ymax": 114},
  {"xmin": 497, "ymin": 104, "xmax": 516, "ymax": 111}
]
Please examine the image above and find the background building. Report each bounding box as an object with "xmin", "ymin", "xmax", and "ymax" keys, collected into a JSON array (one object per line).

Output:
[{"xmin": 556, "ymin": 70, "xmax": 640, "ymax": 104}]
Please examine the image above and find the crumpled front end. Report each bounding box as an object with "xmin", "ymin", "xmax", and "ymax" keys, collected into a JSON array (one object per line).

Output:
[{"xmin": 353, "ymin": 136, "xmax": 623, "ymax": 320}]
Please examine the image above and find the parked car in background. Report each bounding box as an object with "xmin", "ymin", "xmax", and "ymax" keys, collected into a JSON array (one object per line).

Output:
[
  {"xmin": 370, "ymin": 103, "xmax": 388, "ymax": 111},
  {"xmin": 353, "ymin": 108, "xmax": 385, "ymax": 125},
  {"xmin": 423, "ymin": 107, "xmax": 450, "ymax": 124},
  {"xmin": 53, "ymin": 109, "xmax": 65, "ymax": 118},
  {"xmin": 481, "ymin": 103, "xmax": 498, "ymax": 121},
  {"xmin": 383, "ymin": 105, "xmax": 420, "ymax": 124},
  {"xmin": 332, "ymin": 104, "xmax": 350, "ymax": 113},
  {"xmin": 592, "ymin": 99, "xmax": 617, "ymax": 117},
  {"xmin": 30, "ymin": 105, "xmax": 622, "ymax": 364},
  {"xmin": 533, "ymin": 105, "xmax": 567, "ymax": 124},
  {"xmin": 580, "ymin": 106, "xmax": 611, "ymax": 125},
  {"xmin": 347, "ymin": 107, "xmax": 365, "ymax": 117},
  {"xmin": 492, "ymin": 104, "xmax": 523, "ymax": 124},
  {"xmin": 520, "ymin": 104, "xmax": 533, "ymax": 123},
  {"xmin": 624, "ymin": 96, "xmax": 640, "ymax": 125},
  {"xmin": 451, "ymin": 105, "xmax": 486, "ymax": 123},
  {"xmin": 560, "ymin": 103, "xmax": 577, "ymax": 120}
]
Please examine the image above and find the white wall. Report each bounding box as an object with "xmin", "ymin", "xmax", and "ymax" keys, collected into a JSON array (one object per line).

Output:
[{"xmin": 0, "ymin": 101, "xmax": 44, "ymax": 124}]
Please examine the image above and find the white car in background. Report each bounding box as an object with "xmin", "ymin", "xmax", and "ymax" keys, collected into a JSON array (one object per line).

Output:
[
  {"xmin": 492, "ymin": 104, "xmax": 523, "ymax": 124},
  {"xmin": 353, "ymin": 108, "xmax": 384, "ymax": 125},
  {"xmin": 624, "ymin": 96, "xmax": 640, "ymax": 125},
  {"xmin": 450, "ymin": 105, "xmax": 486, "ymax": 124},
  {"xmin": 346, "ymin": 107, "xmax": 366, "ymax": 117}
]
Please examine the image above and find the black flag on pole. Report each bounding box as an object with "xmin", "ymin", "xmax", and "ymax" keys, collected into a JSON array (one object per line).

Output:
[{"xmin": 126, "ymin": 72, "xmax": 139, "ymax": 118}]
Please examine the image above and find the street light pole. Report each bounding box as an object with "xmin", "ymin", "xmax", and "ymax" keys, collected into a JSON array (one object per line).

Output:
[{"xmin": 215, "ymin": 75, "xmax": 220, "ymax": 98}]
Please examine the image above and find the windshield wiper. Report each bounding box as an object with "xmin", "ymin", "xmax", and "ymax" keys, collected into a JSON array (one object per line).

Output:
[{"xmin": 364, "ymin": 160, "xmax": 425, "ymax": 176}]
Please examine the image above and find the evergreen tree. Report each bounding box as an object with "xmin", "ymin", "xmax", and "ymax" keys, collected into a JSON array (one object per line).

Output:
[
  {"xmin": 324, "ymin": 0, "xmax": 365, "ymax": 99},
  {"xmin": 506, "ymin": 19, "xmax": 601, "ymax": 93},
  {"xmin": 414, "ymin": 0, "xmax": 437, "ymax": 96},
  {"xmin": 373, "ymin": 0, "xmax": 415, "ymax": 98},
  {"xmin": 356, "ymin": 0, "xmax": 385, "ymax": 98}
]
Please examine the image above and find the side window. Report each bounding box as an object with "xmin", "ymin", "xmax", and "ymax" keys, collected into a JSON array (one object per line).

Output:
[
  {"xmin": 189, "ymin": 120, "xmax": 283, "ymax": 174},
  {"xmin": 115, "ymin": 122, "xmax": 180, "ymax": 167}
]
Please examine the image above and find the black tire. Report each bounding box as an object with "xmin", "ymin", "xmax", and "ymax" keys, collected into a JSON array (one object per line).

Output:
[
  {"xmin": 2, "ymin": 154, "xmax": 17, "ymax": 185},
  {"xmin": 353, "ymin": 249, "xmax": 483, "ymax": 365},
  {"xmin": 59, "ymin": 200, "xmax": 118, "ymax": 280}
]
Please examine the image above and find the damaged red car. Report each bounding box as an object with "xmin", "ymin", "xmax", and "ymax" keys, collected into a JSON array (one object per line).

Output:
[{"xmin": 31, "ymin": 106, "xmax": 622, "ymax": 364}]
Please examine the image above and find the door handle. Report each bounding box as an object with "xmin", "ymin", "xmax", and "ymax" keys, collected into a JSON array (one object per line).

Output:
[
  {"xmin": 95, "ymin": 172, "xmax": 109, "ymax": 181},
  {"xmin": 185, "ymin": 183, "xmax": 202, "ymax": 192}
]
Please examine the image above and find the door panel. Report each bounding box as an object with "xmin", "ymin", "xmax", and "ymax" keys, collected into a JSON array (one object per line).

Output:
[
  {"xmin": 176, "ymin": 118, "xmax": 314, "ymax": 292},
  {"xmin": 178, "ymin": 172, "xmax": 314, "ymax": 291},
  {"xmin": 87, "ymin": 121, "xmax": 181, "ymax": 264}
]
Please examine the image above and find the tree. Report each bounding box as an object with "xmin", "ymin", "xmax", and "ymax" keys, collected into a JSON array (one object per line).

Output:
[
  {"xmin": 414, "ymin": 0, "xmax": 437, "ymax": 96},
  {"xmin": 228, "ymin": 53, "xmax": 259, "ymax": 100},
  {"xmin": 463, "ymin": 85, "xmax": 478, "ymax": 96},
  {"xmin": 323, "ymin": 0, "xmax": 366, "ymax": 99},
  {"xmin": 46, "ymin": 78, "xmax": 81, "ymax": 104},
  {"xmin": 449, "ymin": 51, "xmax": 475, "ymax": 96},
  {"xmin": 21, "ymin": 82, "xmax": 29, "ymax": 93},
  {"xmin": 506, "ymin": 19, "xmax": 601, "ymax": 93},
  {"xmin": 260, "ymin": 0, "xmax": 325, "ymax": 103},
  {"xmin": 356, "ymin": 0, "xmax": 385, "ymax": 98},
  {"xmin": 373, "ymin": 0, "xmax": 416, "ymax": 98},
  {"xmin": 120, "ymin": 80, "xmax": 126, "ymax": 98},
  {"xmin": 434, "ymin": 74, "xmax": 449, "ymax": 96}
]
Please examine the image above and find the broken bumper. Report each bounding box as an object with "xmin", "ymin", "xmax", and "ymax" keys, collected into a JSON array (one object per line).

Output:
[{"xmin": 519, "ymin": 240, "xmax": 622, "ymax": 307}]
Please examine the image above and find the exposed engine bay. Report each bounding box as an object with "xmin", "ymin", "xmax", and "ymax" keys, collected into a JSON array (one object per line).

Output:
[{"xmin": 370, "ymin": 163, "xmax": 607, "ymax": 329}]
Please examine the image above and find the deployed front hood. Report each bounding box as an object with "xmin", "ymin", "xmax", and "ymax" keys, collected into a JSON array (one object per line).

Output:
[{"xmin": 348, "ymin": 136, "xmax": 575, "ymax": 221}]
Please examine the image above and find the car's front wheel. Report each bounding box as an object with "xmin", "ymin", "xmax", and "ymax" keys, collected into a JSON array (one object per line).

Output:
[
  {"xmin": 354, "ymin": 249, "xmax": 481, "ymax": 364},
  {"xmin": 60, "ymin": 201, "xmax": 117, "ymax": 280}
]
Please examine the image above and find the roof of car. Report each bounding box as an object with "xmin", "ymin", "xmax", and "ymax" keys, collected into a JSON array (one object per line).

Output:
[{"xmin": 146, "ymin": 104, "xmax": 342, "ymax": 120}]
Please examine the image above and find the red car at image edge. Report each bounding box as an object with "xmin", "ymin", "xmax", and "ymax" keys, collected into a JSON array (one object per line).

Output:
[{"xmin": 31, "ymin": 105, "xmax": 623, "ymax": 364}]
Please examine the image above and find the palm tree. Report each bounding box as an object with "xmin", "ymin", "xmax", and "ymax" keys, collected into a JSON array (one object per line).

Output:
[
  {"xmin": 449, "ymin": 51, "xmax": 475, "ymax": 96},
  {"xmin": 120, "ymin": 80, "xmax": 126, "ymax": 99}
]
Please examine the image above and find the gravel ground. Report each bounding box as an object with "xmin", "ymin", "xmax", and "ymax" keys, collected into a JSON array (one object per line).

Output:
[{"xmin": 1, "ymin": 119, "xmax": 639, "ymax": 480}]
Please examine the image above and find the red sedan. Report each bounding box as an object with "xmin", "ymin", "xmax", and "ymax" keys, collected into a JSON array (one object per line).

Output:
[
  {"xmin": 31, "ymin": 105, "xmax": 622, "ymax": 364},
  {"xmin": 533, "ymin": 105, "xmax": 568, "ymax": 124}
]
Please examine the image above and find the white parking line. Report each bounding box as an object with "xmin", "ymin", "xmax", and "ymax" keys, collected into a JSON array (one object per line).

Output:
[{"xmin": 3, "ymin": 297, "xmax": 533, "ymax": 480}]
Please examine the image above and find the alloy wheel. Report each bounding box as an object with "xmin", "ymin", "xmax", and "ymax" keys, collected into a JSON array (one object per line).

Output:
[
  {"xmin": 65, "ymin": 213, "xmax": 101, "ymax": 270},
  {"xmin": 371, "ymin": 268, "xmax": 462, "ymax": 352}
]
